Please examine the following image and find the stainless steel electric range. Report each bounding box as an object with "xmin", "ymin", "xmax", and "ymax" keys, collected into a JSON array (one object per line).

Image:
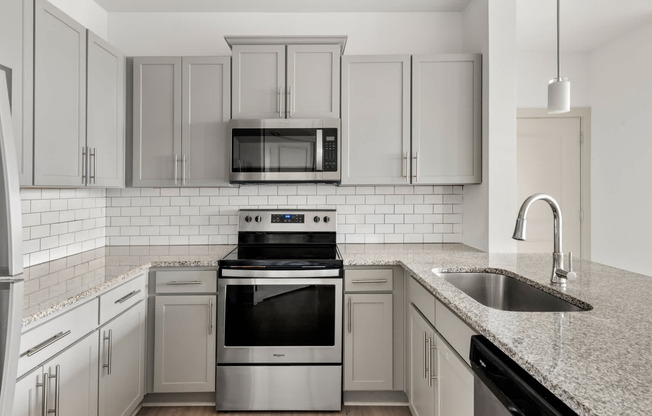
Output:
[{"xmin": 216, "ymin": 209, "xmax": 343, "ymax": 411}]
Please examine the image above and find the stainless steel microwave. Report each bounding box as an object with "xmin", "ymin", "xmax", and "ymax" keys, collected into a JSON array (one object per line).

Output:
[{"xmin": 229, "ymin": 119, "xmax": 340, "ymax": 184}]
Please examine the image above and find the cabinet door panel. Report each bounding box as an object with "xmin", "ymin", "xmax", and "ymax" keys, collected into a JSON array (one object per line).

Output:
[
  {"xmin": 408, "ymin": 305, "xmax": 436, "ymax": 416},
  {"xmin": 436, "ymin": 332, "xmax": 473, "ymax": 416},
  {"xmin": 99, "ymin": 301, "xmax": 146, "ymax": 416},
  {"xmin": 344, "ymin": 293, "xmax": 393, "ymax": 390},
  {"xmin": 33, "ymin": 0, "xmax": 86, "ymax": 186},
  {"xmin": 132, "ymin": 57, "xmax": 182, "ymax": 186},
  {"xmin": 342, "ymin": 55, "xmax": 411, "ymax": 185},
  {"xmin": 232, "ymin": 45, "xmax": 285, "ymax": 119},
  {"xmin": 154, "ymin": 295, "xmax": 216, "ymax": 392},
  {"xmin": 13, "ymin": 367, "xmax": 43, "ymax": 416},
  {"xmin": 87, "ymin": 31, "xmax": 125, "ymax": 187},
  {"xmin": 412, "ymin": 54, "xmax": 481, "ymax": 184},
  {"xmin": 181, "ymin": 56, "xmax": 230, "ymax": 186},
  {"xmin": 287, "ymin": 45, "xmax": 339, "ymax": 119}
]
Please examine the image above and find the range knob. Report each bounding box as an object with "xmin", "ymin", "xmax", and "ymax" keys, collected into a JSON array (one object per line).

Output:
[
  {"xmin": 323, "ymin": 216, "xmax": 331, "ymax": 223},
  {"xmin": 255, "ymin": 215, "xmax": 263, "ymax": 223},
  {"xmin": 313, "ymin": 216, "xmax": 321, "ymax": 223},
  {"xmin": 244, "ymin": 215, "xmax": 252, "ymax": 223}
]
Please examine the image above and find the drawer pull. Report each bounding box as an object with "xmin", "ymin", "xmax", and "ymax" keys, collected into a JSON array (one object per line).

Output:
[
  {"xmin": 351, "ymin": 279, "xmax": 388, "ymax": 284},
  {"xmin": 21, "ymin": 330, "xmax": 72, "ymax": 357},
  {"xmin": 115, "ymin": 289, "xmax": 141, "ymax": 304},
  {"xmin": 165, "ymin": 281, "xmax": 203, "ymax": 285}
]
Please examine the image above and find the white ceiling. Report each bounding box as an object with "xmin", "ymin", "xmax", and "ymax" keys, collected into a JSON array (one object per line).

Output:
[
  {"xmin": 93, "ymin": 0, "xmax": 652, "ymax": 52},
  {"xmin": 93, "ymin": 0, "xmax": 471, "ymax": 13}
]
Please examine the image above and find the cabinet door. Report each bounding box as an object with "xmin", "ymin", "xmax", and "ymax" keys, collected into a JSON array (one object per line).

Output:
[
  {"xmin": 232, "ymin": 45, "xmax": 285, "ymax": 119},
  {"xmin": 436, "ymin": 332, "xmax": 473, "ymax": 416},
  {"xmin": 153, "ymin": 295, "xmax": 216, "ymax": 393},
  {"xmin": 132, "ymin": 56, "xmax": 182, "ymax": 186},
  {"xmin": 13, "ymin": 367, "xmax": 43, "ymax": 416},
  {"xmin": 412, "ymin": 54, "xmax": 482, "ymax": 184},
  {"xmin": 44, "ymin": 333, "xmax": 99, "ymax": 416},
  {"xmin": 99, "ymin": 301, "xmax": 146, "ymax": 416},
  {"xmin": 408, "ymin": 305, "xmax": 436, "ymax": 416},
  {"xmin": 341, "ymin": 55, "xmax": 411, "ymax": 185},
  {"xmin": 344, "ymin": 293, "xmax": 393, "ymax": 391},
  {"xmin": 33, "ymin": 0, "xmax": 86, "ymax": 186},
  {"xmin": 286, "ymin": 45, "xmax": 340, "ymax": 119},
  {"xmin": 87, "ymin": 31, "xmax": 125, "ymax": 187},
  {"xmin": 181, "ymin": 56, "xmax": 231, "ymax": 186}
]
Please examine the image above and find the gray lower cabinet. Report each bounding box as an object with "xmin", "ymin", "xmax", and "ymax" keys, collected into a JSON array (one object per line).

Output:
[
  {"xmin": 344, "ymin": 293, "xmax": 393, "ymax": 390},
  {"xmin": 14, "ymin": 332, "xmax": 99, "ymax": 416},
  {"xmin": 99, "ymin": 301, "xmax": 147, "ymax": 416},
  {"xmin": 33, "ymin": 0, "xmax": 86, "ymax": 186},
  {"xmin": 437, "ymin": 331, "xmax": 473, "ymax": 416},
  {"xmin": 408, "ymin": 305, "xmax": 437, "ymax": 416},
  {"xmin": 131, "ymin": 56, "xmax": 230, "ymax": 187}
]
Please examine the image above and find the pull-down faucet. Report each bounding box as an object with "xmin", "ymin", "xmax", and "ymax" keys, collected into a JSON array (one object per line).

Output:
[{"xmin": 512, "ymin": 193, "xmax": 576, "ymax": 284}]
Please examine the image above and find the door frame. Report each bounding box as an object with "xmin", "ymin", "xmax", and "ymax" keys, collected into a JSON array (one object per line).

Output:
[{"xmin": 517, "ymin": 108, "xmax": 591, "ymax": 260}]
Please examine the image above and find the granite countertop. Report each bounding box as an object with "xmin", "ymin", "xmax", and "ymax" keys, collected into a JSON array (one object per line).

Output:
[{"xmin": 22, "ymin": 243, "xmax": 652, "ymax": 415}]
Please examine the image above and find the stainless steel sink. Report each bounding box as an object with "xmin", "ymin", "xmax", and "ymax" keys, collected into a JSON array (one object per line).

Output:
[{"xmin": 437, "ymin": 271, "xmax": 590, "ymax": 312}]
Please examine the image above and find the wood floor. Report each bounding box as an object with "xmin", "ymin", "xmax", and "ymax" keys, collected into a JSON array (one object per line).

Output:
[{"xmin": 136, "ymin": 405, "xmax": 411, "ymax": 416}]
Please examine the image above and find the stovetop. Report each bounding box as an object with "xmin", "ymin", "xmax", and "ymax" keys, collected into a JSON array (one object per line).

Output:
[{"xmin": 219, "ymin": 244, "xmax": 342, "ymax": 269}]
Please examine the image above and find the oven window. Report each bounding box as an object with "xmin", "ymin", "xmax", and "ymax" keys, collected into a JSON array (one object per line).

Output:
[
  {"xmin": 232, "ymin": 128, "xmax": 317, "ymax": 173},
  {"xmin": 224, "ymin": 284, "xmax": 336, "ymax": 347}
]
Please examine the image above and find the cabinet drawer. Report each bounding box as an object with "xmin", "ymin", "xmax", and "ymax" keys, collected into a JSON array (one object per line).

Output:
[
  {"xmin": 435, "ymin": 299, "xmax": 477, "ymax": 366},
  {"xmin": 99, "ymin": 273, "xmax": 147, "ymax": 325},
  {"xmin": 18, "ymin": 298, "xmax": 98, "ymax": 377},
  {"xmin": 345, "ymin": 269, "xmax": 393, "ymax": 292},
  {"xmin": 155, "ymin": 270, "xmax": 217, "ymax": 294},
  {"xmin": 409, "ymin": 276, "xmax": 435, "ymax": 325}
]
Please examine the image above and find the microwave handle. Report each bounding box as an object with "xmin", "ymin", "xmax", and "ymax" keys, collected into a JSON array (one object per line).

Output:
[{"xmin": 316, "ymin": 130, "xmax": 323, "ymax": 171}]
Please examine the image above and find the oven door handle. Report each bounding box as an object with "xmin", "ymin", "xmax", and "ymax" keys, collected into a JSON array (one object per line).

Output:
[{"xmin": 220, "ymin": 269, "xmax": 341, "ymax": 278}]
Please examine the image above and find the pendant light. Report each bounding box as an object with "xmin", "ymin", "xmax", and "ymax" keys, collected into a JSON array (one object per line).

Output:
[{"xmin": 548, "ymin": 0, "xmax": 570, "ymax": 114}]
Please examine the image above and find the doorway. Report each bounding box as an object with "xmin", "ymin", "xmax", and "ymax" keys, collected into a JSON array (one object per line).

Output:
[{"xmin": 516, "ymin": 108, "xmax": 591, "ymax": 259}]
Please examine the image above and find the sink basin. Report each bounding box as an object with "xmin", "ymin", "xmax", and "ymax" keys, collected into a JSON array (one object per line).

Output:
[{"xmin": 437, "ymin": 271, "xmax": 590, "ymax": 312}]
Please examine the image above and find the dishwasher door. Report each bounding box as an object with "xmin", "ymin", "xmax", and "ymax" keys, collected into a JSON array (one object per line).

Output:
[{"xmin": 469, "ymin": 336, "xmax": 578, "ymax": 416}]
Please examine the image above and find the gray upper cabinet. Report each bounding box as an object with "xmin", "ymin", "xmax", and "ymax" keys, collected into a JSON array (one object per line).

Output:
[
  {"xmin": 87, "ymin": 31, "xmax": 125, "ymax": 188},
  {"xmin": 131, "ymin": 56, "xmax": 230, "ymax": 187},
  {"xmin": 341, "ymin": 55, "xmax": 411, "ymax": 185},
  {"xmin": 412, "ymin": 54, "xmax": 482, "ymax": 184},
  {"xmin": 33, "ymin": 0, "xmax": 87, "ymax": 186},
  {"xmin": 232, "ymin": 43, "xmax": 340, "ymax": 119}
]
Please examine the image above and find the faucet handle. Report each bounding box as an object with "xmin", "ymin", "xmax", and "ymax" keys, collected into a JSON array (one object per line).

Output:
[{"xmin": 566, "ymin": 252, "xmax": 576, "ymax": 280}]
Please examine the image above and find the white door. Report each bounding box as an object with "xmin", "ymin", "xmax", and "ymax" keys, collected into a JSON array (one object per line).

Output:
[{"xmin": 516, "ymin": 116, "xmax": 582, "ymax": 257}]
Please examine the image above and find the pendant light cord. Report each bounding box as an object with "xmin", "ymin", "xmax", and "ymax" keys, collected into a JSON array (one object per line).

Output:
[{"xmin": 557, "ymin": 0, "xmax": 560, "ymax": 80}]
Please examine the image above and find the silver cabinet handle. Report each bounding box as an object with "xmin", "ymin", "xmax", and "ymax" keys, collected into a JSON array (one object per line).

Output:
[
  {"xmin": 287, "ymin": 85, "xmax": 293, "ymax": 118},
  {"xmin": 103, "ymin": 329, "xmax": 113, "ymax": 375},
  {"xmin": 278, "ymin": 87, "xmax": 282, "ymax": 118},
  {"xmin": 115, "ymin": 289, "xmax": 141, "ymax": 304},
  {"xmin": 165, "ymin": 281, "xmax": 203, "ymax": 285},
  {"xmin": 412, "ymin": 152, "xmax": 420, "ymax": 181},
  {"xmin": 174, "ymin": 154, "xmax": 179, "ymax": 185},
  {"xmin": 182, "ymin": 154, "xmax": 187, "ymax": 185},
  {"xmin": 89, "ymin": 147, "xmax": 96, "ymax": 184},
  {"xmin": 351, "ymin": 279, "xmax": 388, "ymax": 284},
  {"xmin": 209, "ymin": 298, "xmax": 214, "ymax": 335},
  {"xmin": 36, "ymin": 373, "xmax": 48, "ymax": 416},
  {"xmin": 429, "ymin": 340, "xmax": 438, "ymax": 387},
  {"xmin": 402, "ymin": 152, "xmax": 408, "ymax": 178},
  {"xmin": 347, "ymin": 296, "xmax": 352, "ymax": 334},
  {"xmin": 424, "ymin": 332, "xmax": 429, "ymax": 380},
  {"xmin": 21, "ymin": 330, "xmax": 72, "ymax": 357},
  {"xmin": 48, "ymin": 365, "xmax": 60, "ymax": 416},
  {"xmin": 81, "ymin": 146, "xmax": 87, "ymax": 184}
]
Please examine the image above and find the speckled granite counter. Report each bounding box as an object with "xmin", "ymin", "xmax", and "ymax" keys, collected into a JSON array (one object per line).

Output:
[{"xmin": 22, "ymin": 243, "xmax": 652, "ymax": 416}]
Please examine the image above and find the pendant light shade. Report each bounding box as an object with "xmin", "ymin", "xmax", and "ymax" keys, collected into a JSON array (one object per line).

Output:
[{"xmin": 548, "ymin": 0, "xmax": 570, "ymax": 114}]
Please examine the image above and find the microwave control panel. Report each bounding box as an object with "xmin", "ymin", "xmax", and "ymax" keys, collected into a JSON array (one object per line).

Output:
[{"xmin": 322, "ymin": 129, "xmax": 338, "ymax": 172}]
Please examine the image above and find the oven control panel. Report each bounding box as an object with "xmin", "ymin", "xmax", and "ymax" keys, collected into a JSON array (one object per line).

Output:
[{"xmin": 239, "ymin": 210, "xmax": 336, "ymax": 232}]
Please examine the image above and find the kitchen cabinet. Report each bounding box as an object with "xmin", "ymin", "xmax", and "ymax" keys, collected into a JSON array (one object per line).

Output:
[
  {"xmin": 152, "ymin": 270, "xmax": 217, "ymax": 393},
  {"xmin": 408, "ymin": 305, "xmax": 437, "ymax": 416},
  {"xmin": 437, "ymin": 331, "xmax": 473, "ymax": 416},
  {"xmin": 342, "ymin": 54, "xmax": 482, "ymax": 186},
  {"xmin": 232, "ymin": 43, "xmax": 340, "ymax": 119},
  {"xmin": 131, "ymin": 56, "xmax": 230, "ymax": 187},
  {"xmin": 13, "ymin": 332, "xmax": 99, "ymax": 416},
  {"xmin": 98, "ymin": 300, "xmax": 147, "ymax": 416},
  {"xmin": 86, "ymin": 30, "xmax": 125, "ymax": 187},
  {"xmin": 33, "ymin": 0, "xmax": 86, "ymax": 186},
  {"xmin": 412, "ymin": 54, "xmax": 481, "ymax": 184},
  {"xmin": 341, "ymin": 55, "xmax": 411, "ymax": 185}
]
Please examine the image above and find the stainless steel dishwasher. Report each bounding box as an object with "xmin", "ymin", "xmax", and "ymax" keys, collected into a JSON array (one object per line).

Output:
[{"xmin": 470, "ymin": 336, "xmax": 578, "ymax": 416}]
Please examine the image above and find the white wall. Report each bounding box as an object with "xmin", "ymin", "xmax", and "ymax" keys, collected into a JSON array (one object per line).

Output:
[
  {"xmin": 49, "ymin": 0, "xmax": 108, "ymax": 39},
  {"xmin": 590, "ymin": 19, "xmax": 652, "ymax": 276},
  {"xmin": 517, "ymin": 50, "xmax": 591, "ymax": 108},
  {"xmin": 108, "ymin": 12, "xmax": 463, "ymax": 56}
]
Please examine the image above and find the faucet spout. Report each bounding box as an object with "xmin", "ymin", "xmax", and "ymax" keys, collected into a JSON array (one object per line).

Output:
[{"xmin": 513, "ymin": 193, "xmax": 574, "ymax": 284}]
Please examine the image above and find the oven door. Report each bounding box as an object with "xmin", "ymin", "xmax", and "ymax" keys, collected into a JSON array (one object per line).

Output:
[{"xmin": 217, "ymin": 270, "xmax": 343, "ymax": 364}]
